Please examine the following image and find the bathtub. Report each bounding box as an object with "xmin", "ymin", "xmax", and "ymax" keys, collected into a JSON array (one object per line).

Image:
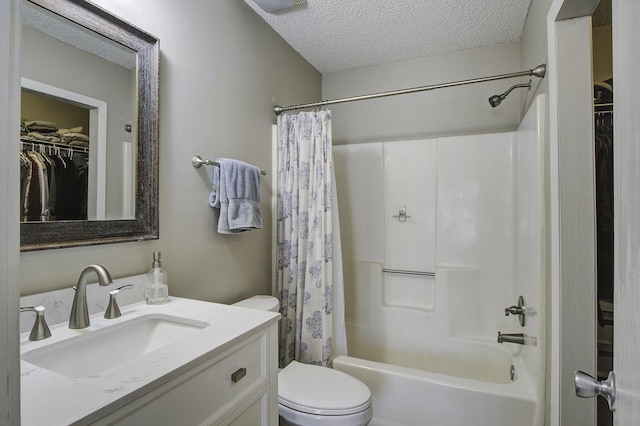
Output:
[
  {"xmin": 334, "ymin": 350, "xmax": 538, "ymax": 426},
  {"xmin": 334, "ymin": 262, "xmax": 543, "ymax": 426},
  {"xmin": 334, "ymin": 263, "xmax": 542, "ymax": 426}
]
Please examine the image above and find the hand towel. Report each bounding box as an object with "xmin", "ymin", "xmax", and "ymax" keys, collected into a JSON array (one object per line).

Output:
[{"xmin": 210, "ymin": 158, "xmax": 262, "ymax": 234}]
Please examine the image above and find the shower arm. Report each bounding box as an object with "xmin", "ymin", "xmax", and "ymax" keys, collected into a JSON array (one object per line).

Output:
[
  {"xmin": 499, "ymin": 82, "xmax": 531, "ymax": 99},
  {"xmin": 488, "ymin": 80, "xmax": 532, "ymax": 108},
  {"xmin": 273, "ymin": 64, "xmax": 546, "ymax": 115}
]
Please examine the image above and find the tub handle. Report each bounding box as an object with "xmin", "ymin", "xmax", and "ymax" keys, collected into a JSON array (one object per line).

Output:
[{"xmin": 504, "ymin": 295, "xmax": 527, "ymax": 326}]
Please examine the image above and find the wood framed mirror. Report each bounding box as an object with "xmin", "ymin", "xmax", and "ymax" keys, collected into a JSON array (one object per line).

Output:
[{"xmin": 20, "ymin": 0, "xmax": 159, "ymax": 251}]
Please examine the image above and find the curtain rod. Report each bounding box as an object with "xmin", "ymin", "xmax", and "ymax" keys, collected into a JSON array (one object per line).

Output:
[{"xmin": 273, "ymin": 64, "xmax": 546, "ymax": 115}]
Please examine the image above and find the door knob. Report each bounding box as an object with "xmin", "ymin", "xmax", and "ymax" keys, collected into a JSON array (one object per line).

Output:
[{"xmin": 574, "ymin": 370, "xmax": 616, "ymax": 411}]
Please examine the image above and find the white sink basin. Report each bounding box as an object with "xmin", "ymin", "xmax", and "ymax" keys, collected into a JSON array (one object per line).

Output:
[{"xmin": 22, "ymin": 314, "xmax": 209, "ymax": 378}]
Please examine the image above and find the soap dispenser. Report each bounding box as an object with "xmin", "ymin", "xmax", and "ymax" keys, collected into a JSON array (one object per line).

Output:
[{"xmin": 146, "ymin": 251, "xmax": 169, "ymax": 305}]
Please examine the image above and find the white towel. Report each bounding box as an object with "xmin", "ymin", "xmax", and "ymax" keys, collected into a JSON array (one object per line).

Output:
[{"xmin": 210, "ymin": 158, "xmax": 262, "ymax": 234}]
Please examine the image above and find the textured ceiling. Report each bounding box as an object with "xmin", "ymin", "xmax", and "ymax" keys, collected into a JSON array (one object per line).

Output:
[
  {"xmin": 245, "ymin": 0, "xmax": 531, "ymax": 73},
  {"xmin": 22, "ymin": 1, "xmax": 136, "ymax": 70}
]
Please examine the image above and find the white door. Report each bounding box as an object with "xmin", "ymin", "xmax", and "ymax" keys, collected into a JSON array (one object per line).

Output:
[
  {"xmin": 611, "ymin": 0, "xmax": 640, "ymax": 422},
  {"xmin": 568, "ymin": 0, "xmax": 640, "ymax": 422},
  {"xmin": 577, "ymin": 0, "xmax": 640, "ymax": 422}
]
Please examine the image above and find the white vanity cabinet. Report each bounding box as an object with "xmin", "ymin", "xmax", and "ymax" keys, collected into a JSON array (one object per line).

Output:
[
  {"xmin": 93, "ymin": 323, "xmax": 278, "ymax": 426},
  {"xmin": 20, "ymin": 295, "xmax": 280, "ymax": 426}
]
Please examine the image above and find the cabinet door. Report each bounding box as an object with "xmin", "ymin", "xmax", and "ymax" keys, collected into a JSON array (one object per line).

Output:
[
  {"xmin": 221, "ymin": 389, "xmax": 268, "ymax": 426},
  {"xmin": 94, "ymin": 331, "xmax": 268, "ymax": 426}
]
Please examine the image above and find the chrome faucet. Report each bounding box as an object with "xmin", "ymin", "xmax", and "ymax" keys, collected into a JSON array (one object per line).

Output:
[
  {"xmin": 69, "ymin": 265, "xmax": 113, "ymax": 329},
  {"xmin": 20, "ymin": 306, "xmax": 52, "ymax": 341},
  {"xmin": 497, "ymin": 332, "xmax": 537, "ymax": 346},
  {"xmin": 104, "ymin": 284, "xmax": 133, "ymax": 319}
]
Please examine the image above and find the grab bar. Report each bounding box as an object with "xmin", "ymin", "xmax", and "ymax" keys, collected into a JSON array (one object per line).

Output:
[{"xmin": 382, "ymin": 269, "xmax": 435, "ymax": 277}]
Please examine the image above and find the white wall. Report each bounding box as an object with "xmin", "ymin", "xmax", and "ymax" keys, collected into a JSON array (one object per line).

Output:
[
  {"xmin": 322, "ymin": 41, "xmax": 522, "ymax": 145},
  {"xmin": 19, "ymin": 0, "xmax": 321, "ymax": 306}
]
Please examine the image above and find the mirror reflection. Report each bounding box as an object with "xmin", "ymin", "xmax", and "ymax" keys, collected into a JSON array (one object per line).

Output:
[
  {"xmin": 19, "ymin": 0, "xmax": 159, "ymax": 251},
  {"xmin": 21, "ymin": 91, "xmax": 90, "ymax": 221},
  {"xmin": 20, "ymin": 1, "xmax": 136, "ymax": 223}
]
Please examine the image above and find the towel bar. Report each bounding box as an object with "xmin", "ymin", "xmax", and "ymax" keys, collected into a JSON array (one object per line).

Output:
[{"xmin": 192, "ymin": 155, "xmax": 267, "ymax": 176}]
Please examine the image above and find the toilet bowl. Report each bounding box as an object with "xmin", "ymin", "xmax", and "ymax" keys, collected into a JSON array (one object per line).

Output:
[{"xmin": 232, "ymin": 296, "xmax": 373, "ymax": 426}]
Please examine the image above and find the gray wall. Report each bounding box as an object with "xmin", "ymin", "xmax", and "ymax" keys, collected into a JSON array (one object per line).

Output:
[
  {"xmin": 321, "ymin": 41, "xmax": 522, "ymax": 145},
  {"xmin": 1, "ymin": 0, "xmax": 21, "ymax": 422},
  {"xmin": 520, "ymin": 0, "xmax": 552, "ymax": 111},
  {"xmin": 19, "ymin": 0, "xmax": 321, "ymax": 304},
  {"xmin": 320, "ymin": 0, "xmax": 556, "ymax": 147}
]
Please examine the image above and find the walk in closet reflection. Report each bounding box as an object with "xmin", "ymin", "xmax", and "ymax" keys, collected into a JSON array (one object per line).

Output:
[
  {"xmin": 20, "ymin": 140, "xmax": 89, "ymax": 221},
  {"xmin": 20, "ymin": 90, "xmax": 90, "ymax": 222}
]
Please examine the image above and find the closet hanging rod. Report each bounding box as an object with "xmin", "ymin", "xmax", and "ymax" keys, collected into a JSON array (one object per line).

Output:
[
  {"xmin": 192, "ymin": 155, "xmax": 267, "ymax": 176},
  {"xmin": 273, "ymin": 64, "xmax": 546, "ymax": 115},
  {"xmin": 20, "ymin": 138, "xmax": 89, "ymax": 153}
]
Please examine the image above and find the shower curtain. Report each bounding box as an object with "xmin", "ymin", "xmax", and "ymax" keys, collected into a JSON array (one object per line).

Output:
[{"xmin": 276, "ymin": 110, "xmax": 346, "ymax": 368}]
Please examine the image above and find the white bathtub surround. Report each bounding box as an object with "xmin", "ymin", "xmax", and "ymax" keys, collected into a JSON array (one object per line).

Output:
[
  {"xmin": 275, "ymin": 110, "xmax": 346, "ymax": 367},
  {"xmin": 20, "ymin": 296, "xmax": 280, "ymax": 425},
  {"xmin": 332, "ymin": 95, "xmax": 546, "ymax": 425},
  {"xmin": 513, "ymin": 95, "xmax": 546, "ymax": 419},
  {"xmin": 384, "ymin": 139, "xmax": 437, "ymax": 276}
]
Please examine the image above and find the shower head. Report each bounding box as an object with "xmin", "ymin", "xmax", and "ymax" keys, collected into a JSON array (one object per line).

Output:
[
  {"xmin": 488, "ymin": 80, "xmax": 532, "ymax": 108},
  {"xmin": 488, "ymin": 94, "xmax": 504, "ymax": 108}
]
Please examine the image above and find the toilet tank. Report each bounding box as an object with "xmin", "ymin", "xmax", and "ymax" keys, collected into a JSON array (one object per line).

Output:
[{"xmin": 232, "ymin": 295, "xmax": 279, "ymax": 312}]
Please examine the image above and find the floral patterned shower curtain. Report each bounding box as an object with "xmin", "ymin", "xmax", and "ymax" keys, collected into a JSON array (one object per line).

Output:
[{"xmin": 276, "ymin": 110, "xmax": 344, "ymax": 368}]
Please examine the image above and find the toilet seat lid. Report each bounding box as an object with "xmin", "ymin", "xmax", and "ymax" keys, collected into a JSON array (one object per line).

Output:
[
  {"xmin": 278, "ymin": 361, "xmax": 372, "ymax": 416},
  {"xmin": 232, "ymin": 295, "xmax": 279, "ymax": 312}
]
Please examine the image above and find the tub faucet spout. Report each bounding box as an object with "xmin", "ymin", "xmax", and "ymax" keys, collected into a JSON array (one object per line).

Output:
[
  {"xmin": 497, "ymin": 332, "xmax": 537, "ymax": 346},
  {"xmin": 69, "ymin": 265, "xmax": 113, "ymax": 329}
]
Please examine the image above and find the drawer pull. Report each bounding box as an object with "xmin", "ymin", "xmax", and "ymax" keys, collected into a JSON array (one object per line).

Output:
[{"xmin": 231, "ymin": 367, "xmax": 247, "ymax": 383}]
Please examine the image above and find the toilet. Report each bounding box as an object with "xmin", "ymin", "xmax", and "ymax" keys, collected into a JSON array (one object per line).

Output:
[{"xmin": 232, "ymin": 296, "xmax": 373, "ymax": 426}]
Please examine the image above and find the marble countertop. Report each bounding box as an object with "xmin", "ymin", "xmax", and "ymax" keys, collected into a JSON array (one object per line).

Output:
[{"xmin": 20, "ymin": 296, "xmax": 280, "ymax": 425}]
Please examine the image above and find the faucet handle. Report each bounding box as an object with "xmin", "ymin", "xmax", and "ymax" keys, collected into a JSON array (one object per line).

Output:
[
  {"xmin": 104, "ymin": 285, "xmax": 133, "ymax": 319},
  {"xmin": 504, "ymin": 295, "xmax": 527, "ymax": 326},
  {"xmin": 20, "ymin": 306, "xmax": 52, "ymax": 341},
  {"xmin": 505, "ymin": 305, "xmax": 524, "ymax": 315}
]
